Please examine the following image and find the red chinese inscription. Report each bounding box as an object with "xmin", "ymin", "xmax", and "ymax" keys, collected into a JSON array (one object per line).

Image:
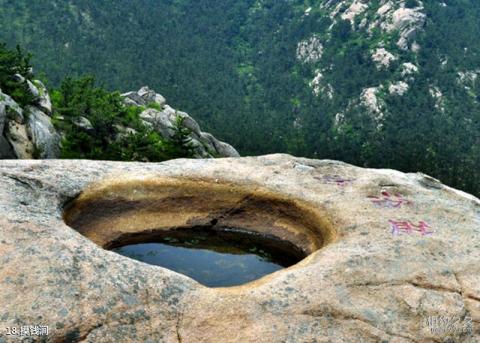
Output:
[
  {"xmin": 368, "ymin": 191, "xmax": 413, "ymax": 208},
  {"xmin": 389, "ymin": 220, "xmax": 434, "ymax": 236}
]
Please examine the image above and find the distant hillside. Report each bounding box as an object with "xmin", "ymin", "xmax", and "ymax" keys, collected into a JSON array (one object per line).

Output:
[{"xmin": 1, "ymin": 0, "xmax": 479, "ymax": 196}]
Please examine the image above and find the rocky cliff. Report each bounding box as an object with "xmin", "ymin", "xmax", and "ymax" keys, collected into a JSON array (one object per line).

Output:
[
  {"xmin": 296, "ymin": 0, "xmax": 430, "ymax": 125},
  {"xmin": 0, "ymin": 81, "xmax": 239, "ymax": 159},
  {"xmin": 121, "ymin": 86, "xmax": 239, "ymax": 158},
  {"xmin": 0, "ymin": 77, "xmax": 59, "ymax": 159}
]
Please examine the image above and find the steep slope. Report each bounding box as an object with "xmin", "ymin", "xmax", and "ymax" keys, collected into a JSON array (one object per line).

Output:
[{"xmin": 288, "ymin": 0, "xmax": 480, "ymax": 195}]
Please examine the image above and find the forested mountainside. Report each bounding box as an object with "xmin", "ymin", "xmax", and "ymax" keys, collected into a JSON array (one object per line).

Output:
[{"xmin": 1, "ymin": 0, "xmax": 479, "ymax": 197}]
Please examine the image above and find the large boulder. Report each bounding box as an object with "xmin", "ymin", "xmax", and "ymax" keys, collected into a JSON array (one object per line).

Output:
[
  {"xmin": 140, "ymin": 107, "xmax": 201, "ymax": 139},
  {"xmin": 4, "ymin": 121, "xmax": 34, "ymax": 158},
  {"xmin": 13, "ymin": 77, "xmax": 53, "ymax": 115},
  {"xmin": 137, "ymin": 86, "xmax": 159, "ymax": 105},
  {"xmin": 121, "ymin": 91, "xmax": 144, "ymax": 106},
  {"xmin": 32, "ymin": 80, "xmax": 53, "ymax": 114},
  {"xmin": 26, "ymin": 106, "xmax": 60, "ymax": 158},
  {"xmin": 176, "ymin": 110, "xmax": 201, "ymax": 135},
  {"xmin": 122, "ymin": 86, "xmax": 166, "ymax": 107},
  {"xmin": 139, "ymin": 108, "xmax": 174, "ymax": 138},
  {"xmin": 0, "ymin": 88, "xmax": 24, "ymax": 124},
  {"xmin": 138, "ymin": 107, "xmax": 239, "ymax": 158},
  {"xmin": 1, "ymin": 82, "xmax": 59, "ymax": 160},
  {"xmin": 72, "ymin": 116, "xmax": 94, "ymax": 132},
  {"xmin": 189, "ymin": 137, "xmax": 211, "ymax": 158},
  {"xmin": 0, "ymin": 155, "xmax": 478, "ymax": 342},
  {"xmin": 213, "ymin": 140, "xmax": 240, "ymax": 157},
  {"xmin": 26, "ymin": 79, "xmax": 40, "ymax": 98},
  {"xmin": 125, "ymin": 87, "xmax": 240, "ymax": 158},
  {"xmin": 199, "ymin": 132, "xmax": 240, "ymax": 157},
  {"xmin": 1, "ymin": 87, "xmax": 28, "ymax": 159}
]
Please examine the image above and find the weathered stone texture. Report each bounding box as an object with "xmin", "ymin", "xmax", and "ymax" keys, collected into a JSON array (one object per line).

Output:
[{"xmin": 0, "ymin": 155, "xmax": 478, "ymax": 342}]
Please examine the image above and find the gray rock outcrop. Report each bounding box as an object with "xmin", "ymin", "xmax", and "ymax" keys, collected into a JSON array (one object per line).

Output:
[
  {"xmin": 122, "ymin": 86, "xmax": 166, "ymax": 107},
  {"xmin": 0, "ymin": 88, "xmax": 24, "ymax": 123},
  {"xmin": 27, "ymin": 106, "xmax": 60, "ymax": 158},
  {"xmin": 122, "ymin": 87, "xmax": 240, "ymax": 158},
  {"xmin": 0, "ymin": 79, "xmax": 59, "ymax": 159},
  {"xmin": 73, "ymin": 116, "xmax": 94, "ymax": 132},
  {"xmin": 33, "ymin": 80, "xmax": 53, "ymax": 114},
  {"xmin": 4, "ymin": 121, "xmax": 34, "ymax": 158},
  {"xmin": 1, "ymin": 81, "xmax": 239, "ymax": 160}
]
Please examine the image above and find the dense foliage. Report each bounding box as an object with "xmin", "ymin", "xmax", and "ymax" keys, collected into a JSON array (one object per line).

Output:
[
  {"xmin": 1, "ymin": 0, "xmax": 479, "ymax": 197},
  {"xmin": 52, "ymin": 76, "xmax": 195, "ymax": 161},
  {"xmin": 0, "ymin": 42, "xmax": 34, "ymax": 106}
]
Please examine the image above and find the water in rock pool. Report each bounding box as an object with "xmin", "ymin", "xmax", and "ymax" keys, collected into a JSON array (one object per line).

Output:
[{"xmin": 112, "ymin": 231, "xmax": 301, "ymax": 287}]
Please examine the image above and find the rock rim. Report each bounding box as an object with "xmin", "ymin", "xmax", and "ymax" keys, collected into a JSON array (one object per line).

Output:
[{"xmin": 0, "ymin": 155, "xmax": 479, "ymax": 342}]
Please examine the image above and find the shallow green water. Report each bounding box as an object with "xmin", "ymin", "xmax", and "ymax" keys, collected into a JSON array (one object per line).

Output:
[{"xmin": 112, "ymin": 233, "xmax": 297, "ymax": 287}]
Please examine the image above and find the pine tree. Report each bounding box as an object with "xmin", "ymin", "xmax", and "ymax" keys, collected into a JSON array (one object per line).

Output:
[{"xmin": 163, "ymin": 116, "xmax": 196, "ymax": 159}]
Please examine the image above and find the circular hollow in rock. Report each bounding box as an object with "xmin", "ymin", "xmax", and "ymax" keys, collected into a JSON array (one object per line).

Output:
[{"xmin": 63, "ymin": 177, "xmax": 336, "ymax": 286}]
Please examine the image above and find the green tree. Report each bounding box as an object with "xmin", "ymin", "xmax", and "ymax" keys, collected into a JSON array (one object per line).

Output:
[
  {"xmin": 0, "ymin": 43, "xmax": 34, "ymax": 106},
  {"xmin": 52, "ymin": 75, "xmax": 196, "ymax": 161},
  {"xmin": 163, "ymin": 116, "xmax": 196, "ymax": 158}
]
